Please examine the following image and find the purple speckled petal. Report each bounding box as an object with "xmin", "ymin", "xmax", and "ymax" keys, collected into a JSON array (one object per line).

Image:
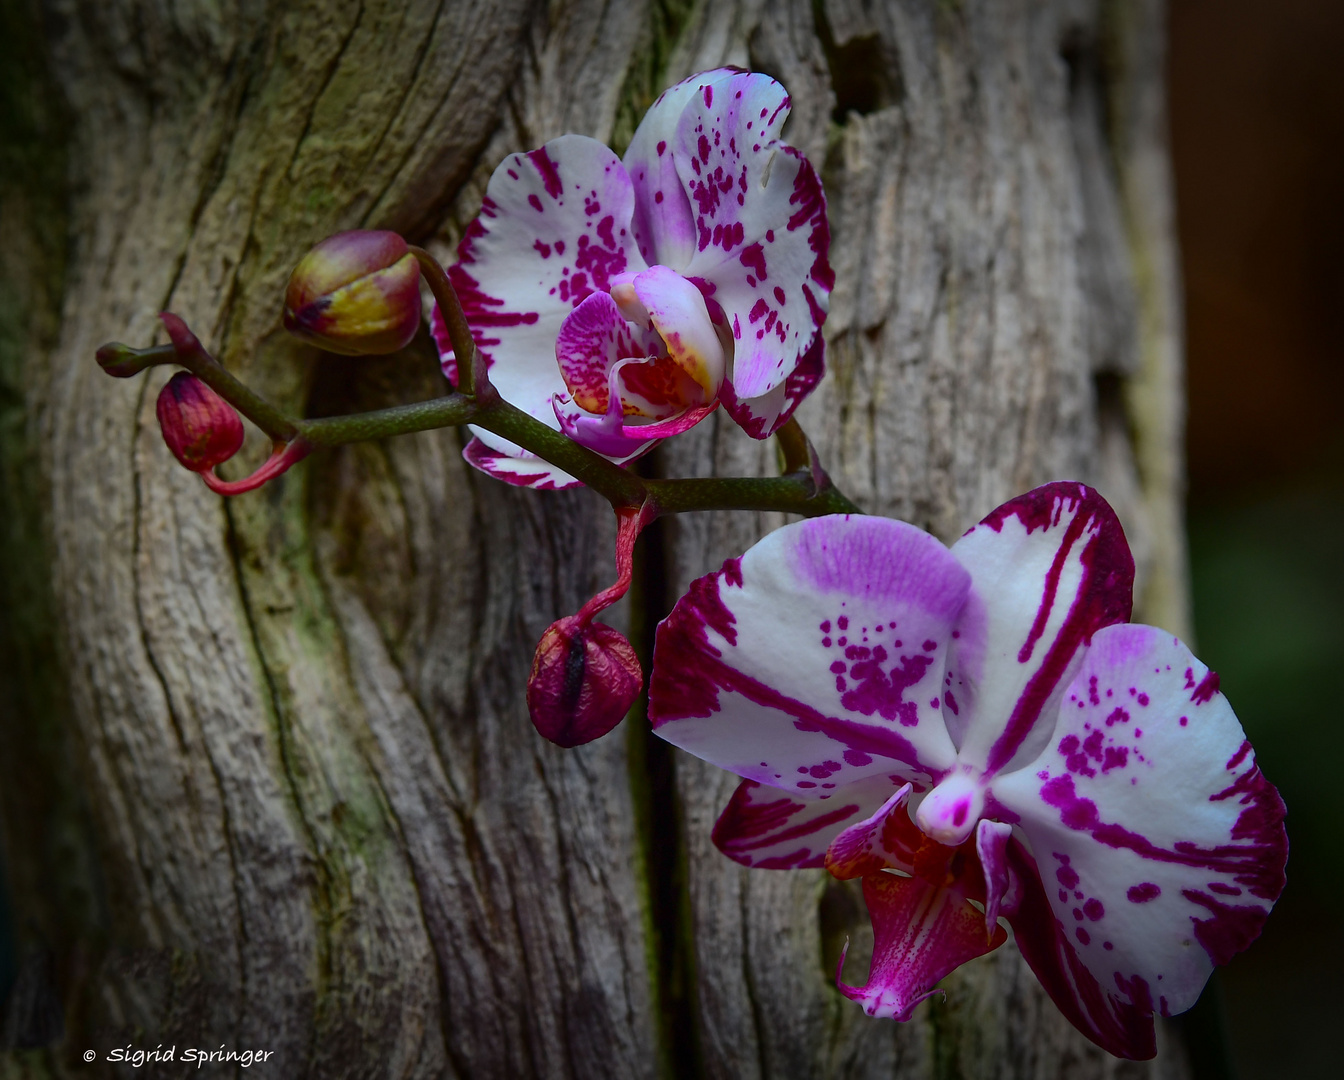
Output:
[
  {"xmin": 624, "ymin": 68, "xmax": 743, "ymax": 270},
  {"xmin": 437, "ymin": 134, "xmax": 647, "ymax": 482},
  {"xmin": 712, "ymin": 774, "xmax": 898, "ymax": 870},
  {"xmin": 1002, "ymin": 837, "xmax": 1158, "ymax": 1059},
  {"xmin": 650, "ymin": 515, "xmax": 968, "ymax": 796},
  {"xmin": 991, "ymin": 623, "xmax": 1287, "ymax": 1026},
  {"xmin": 946, "ymin": 482, "xmax": 1135, "ymax": 775},
  {"xmin": 838, "ymin": 871, "xmax": 1006, "ymax": 1021},
  {"xmin": 671, "ymin": 72, "xmax": 833, "ymax": 407},
  {"xmin": 719, "ymin": 331, "xmax": 825, "ymax": 439}
]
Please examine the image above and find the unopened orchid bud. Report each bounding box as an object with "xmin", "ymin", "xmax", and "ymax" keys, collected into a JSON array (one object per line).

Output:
[
  {"xmin": 156, "ymin": 372, "xmax": 245, "ymax": 472},
  {"xmin": 527, "ymin": 616, "xmax": 644, "ymax": 748},
  {"xmin": 283, "ymin": 230, "xmax": 422, "ymax": 355}
]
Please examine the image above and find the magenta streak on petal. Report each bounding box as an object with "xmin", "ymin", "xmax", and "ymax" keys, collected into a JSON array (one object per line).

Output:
[
  {"xmin": 712, "ymin": 780, "xmax": 859, "ymax": 869},
  {"xmin": 1181, "ymin": 890, "xmax": 1273, "ymax": 967},
  {"xmin": 980, "ymin": 484, "xmax": 1135, "ymax": 774},
  {"xmin": 1017, "ymin": 504, "xmax": 1087, "ymax": 665},
  {"xmin": 1191, "ymin": 670, "xmax": 1221, "ymax": 704},
  {"xmin": 1039, "ymin": 772, "xmax": 1287, "ymax": 902},
  {"xmin": 525, "ymin": 146, "xmax": 564, "ymax": 199},
  {"xmin": 1003, "ymin": 839, "xmax": 1157, "ymax": 1059}
]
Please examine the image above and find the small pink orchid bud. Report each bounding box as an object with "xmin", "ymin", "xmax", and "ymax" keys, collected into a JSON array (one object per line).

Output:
[
  {"xmin": 527, "ymin": 616, "xmax": 644, "ymax": 748},
  {"xmin": 156, "ymin": 372, "xmax": 245, "ymax": 472},
  {"xmin": 283, "ymin": 230, "xmax": 422, "ymax": 355}
]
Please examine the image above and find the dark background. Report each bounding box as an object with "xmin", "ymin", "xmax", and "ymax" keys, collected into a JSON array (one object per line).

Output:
[{"xmin": 1172, "ymin": 0, "xmax": 1344, "ymax": 1076}]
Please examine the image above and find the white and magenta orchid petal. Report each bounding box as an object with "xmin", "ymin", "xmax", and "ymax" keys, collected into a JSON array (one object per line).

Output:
[
  {"xmin": 947, "ymin": 482, "xmax": 1135, "ymax": 775},
  {"xmin": 624, "ymin": 68, "xmax": 743, "ymax": 270},
  {"xmin": 1002, "ymin": 838, "xmax": 1159, "ymax": 1059},
  {"xmin": 650, "ymin": 515, "xmax": 969, "ymax": 796},
  {"xmin": 712, "ymin": 774, "xmax": 900, "ymax": 871},
  {"xmin": 824, "ymin": 784, "xmax": 920, "ymax": 879},
  {"xmin": 838, "ymin": 871, "xmax": 1007, "ymax": 1021},
  {"xmin": 991, "ymin": 624, "xmax": 1287, "ymax": 1024},
  {"xmin": 670, "ymin": 71, "xmax": 833, "ymax": 407},
  {"xmin": 438, "ymin": 134, "xmax": 648, "ymax": 483},
  {"xmin": 719, "ymin": 332, "xmax": 825, "ymax": 439},
  {"xmin": 461, "ymin": 437, "xmax": 581, "ymax": 490},
  {"xmin": 633, "ymin": 265, "xmax": 726, "ymax": 398}
]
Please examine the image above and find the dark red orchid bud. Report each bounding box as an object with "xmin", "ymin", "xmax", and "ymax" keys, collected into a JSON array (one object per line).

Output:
[
  {"xmin": 527, "ymin": 616, "xmax": 644, "ymax": 748},
  {"xmin": 156, "ymin": 372, "xmax": 245, "ymax": 473},
  {"xmin": 283, "ymin": 230, "xmax": 422, "ymax": 355}
]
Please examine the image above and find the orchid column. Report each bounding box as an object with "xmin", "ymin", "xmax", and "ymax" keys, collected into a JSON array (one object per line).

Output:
[{"xmin": 0, "ymin": 3, "xmax": 1195, "ymax": 1080}]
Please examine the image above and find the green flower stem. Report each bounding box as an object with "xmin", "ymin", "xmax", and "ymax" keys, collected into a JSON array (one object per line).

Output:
[
  {"xmin": 409, "ymin": 246, "xmax": 475, "ymax": 396},
  {"xmin": 300, "ymin": 395, "xmax": 478, "ymax": 446},
  {"xmin": 645, "ymin": 473, "xmax": 861, "ymax": 517}
]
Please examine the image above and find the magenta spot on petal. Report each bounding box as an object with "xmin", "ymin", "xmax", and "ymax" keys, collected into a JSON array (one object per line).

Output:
[
  {"xmin": 922, "ymin": 639, "xmax": 936, "ymax": 652},
  {"xmin": 527, "ymin": 193, "xmax": 543, "ymax": 213},
  {"xmin": 1059, "ymin": 889, "xmax": 1068, "ymax": 902},
  {"xmin": 822, "ymin": 637, "xmax": 832, "ymax": 648},
  {"xmin": 657, "ymin": 140, "xmax": 666, "ymax": 156},
  {"xmin": 930, "ymin": 698, "xmax": 940, "ymax": 710},
  {"xmin": 1127, "ymin": 883, "xmax": 1161, "ymax": 903},
  {"xmin": 1180, "ymin": 716, "xmax": 1188, "ymax": 727},
  {"xmin": 533, "ymin": 240, "xmax": 551, "ymax": 259},
  {"xmin": 1073, "ymin": 908, "xmax": 1084, "ymax": 921},
  {"xmin": 820, "ymin": 620, "xmax": 831, "ymax": 633},
  {"xmin": 951, "ymin": 800, "xmax": 969, "ymax": 827},
  {"xmin": 843, "ymin": 748, "xmax": 872, "ymax": 767},
  {"xmin": 830, "ymin": 661, "xmax": 845, "ymax": 674},
  {"xmin": 1083, "ymin": 898, "xmax": 1104, "ymax": 921},
  {"xmin": 1076, "ymin": 927, "xmax": 1091, "ymax": 945},
  {"xmin": 1104, "ymin": 941, "xmax": 1114, "ymax": 950},
  {"xmin": 798, "ymin": 781, "xmax": 816, "ymax": 789},
  {"xmin": 740, "ymin": 243, "xmax": 768, "ymax": 281},
  {"xmin": 945, "ymin": 690, "xmax": 959, "ymax": 715},
  {"xmin": 1054, "ymin": 854, "xmax": 1080, "ymax": 891},
  {"xmin": 655, "ymin": 191, "xmax": 664, "ymax": 204}
]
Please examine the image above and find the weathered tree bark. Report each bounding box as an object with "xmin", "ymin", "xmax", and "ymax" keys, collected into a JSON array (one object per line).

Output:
[{"xmin": 0, "ymin": 0, "xmax": 1192, "ymax": 1077}]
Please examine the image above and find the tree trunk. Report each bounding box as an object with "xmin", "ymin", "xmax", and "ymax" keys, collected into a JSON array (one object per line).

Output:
[{"xmin": 0, "ymin": 1, "xmax": 1192, "ymax": 1077}]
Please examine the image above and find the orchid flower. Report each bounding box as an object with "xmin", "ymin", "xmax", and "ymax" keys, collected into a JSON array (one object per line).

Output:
[
  {"xmin": 648, "ymin": 482, "xmax": 1286, "ymax": 1059},
  {"xmin": 432, "ymin": 68, "xmax": 833, "ymax": 489}
]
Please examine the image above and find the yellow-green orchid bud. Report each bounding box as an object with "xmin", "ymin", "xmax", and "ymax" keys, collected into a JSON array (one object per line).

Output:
[{"xmin": 283, "ymin": 230, "xmax": 421, "ymax": 355}]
